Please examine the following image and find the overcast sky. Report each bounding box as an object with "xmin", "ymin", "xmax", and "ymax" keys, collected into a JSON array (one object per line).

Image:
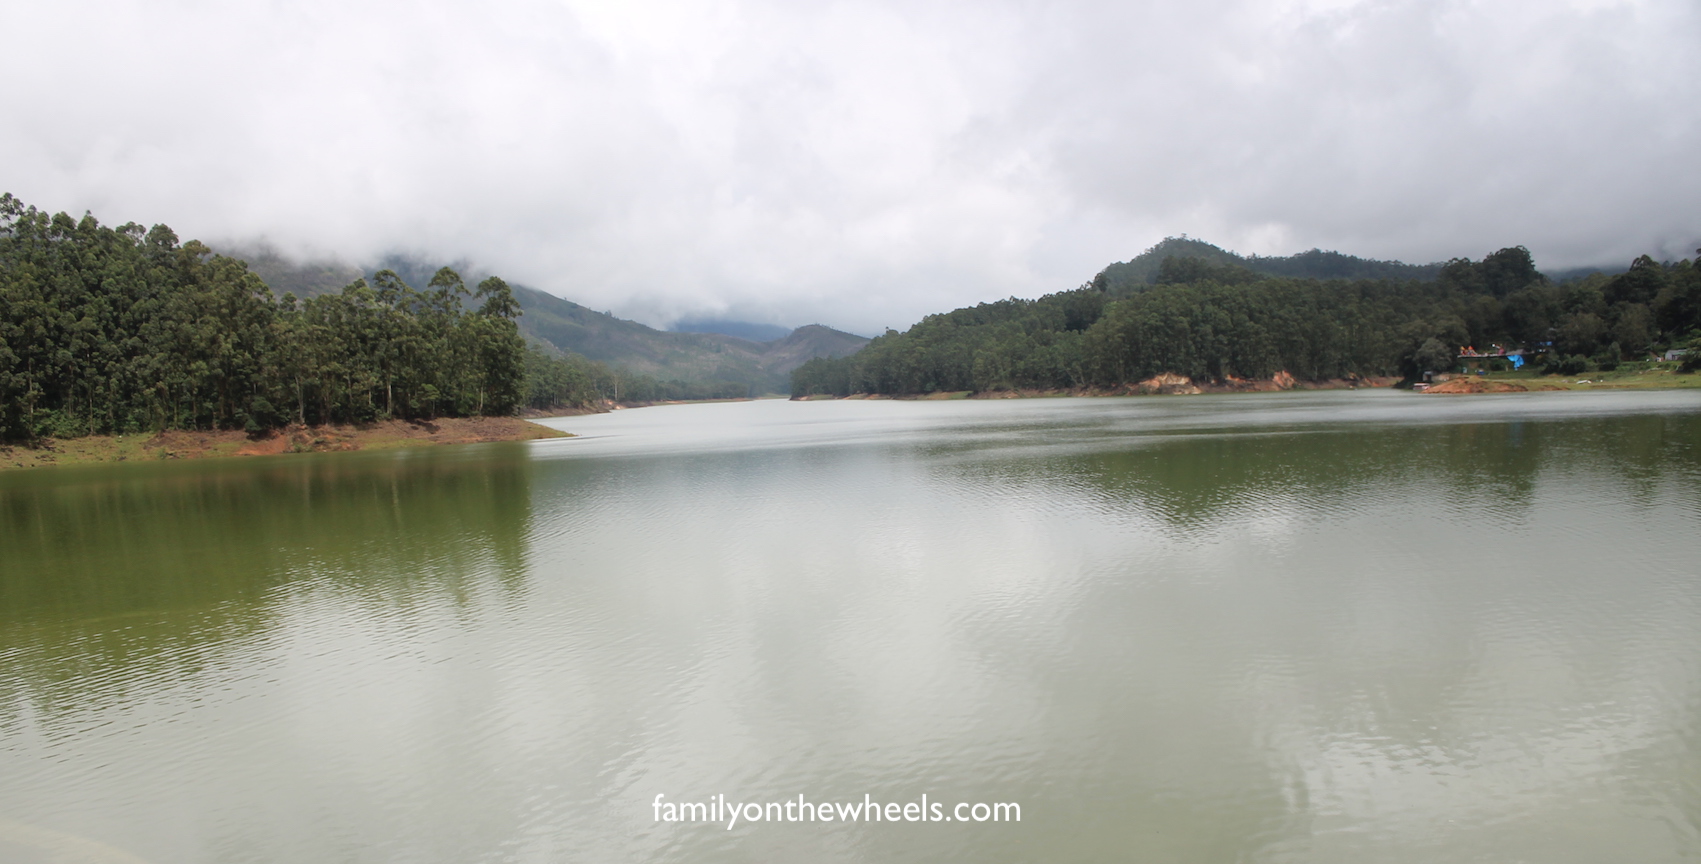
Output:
[{"xmin": 4, "ymin": 0, "xmax": 1697, "ymax": 334}]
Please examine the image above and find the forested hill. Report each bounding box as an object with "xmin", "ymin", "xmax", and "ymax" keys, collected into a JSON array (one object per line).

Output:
[
  {"xmin": 792, "ymin": 245, "xmax": 1701, "ymax": 397},
  {"xmin": 225, "ymin": 244, "xmax": 869, "ymax": 396},
  {"xmin": 1091, "ymin": 238, "xmax": 1449, "ymax": 297},
  {"xmin": 0, "ymin": 195, "xmax": 871, "ymax": 441},
  {"xmin": 0, "ymin": 196, "xmax": 530, "ymax": 440},
  {"xmin": 510, "ymin": 287, "xmax": 867, "ymax": 394}
]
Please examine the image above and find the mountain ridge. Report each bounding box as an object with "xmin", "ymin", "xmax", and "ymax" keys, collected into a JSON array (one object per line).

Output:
[{"xmin": 218, "ymin": 244, "xmax": 870, "ymax": 396}]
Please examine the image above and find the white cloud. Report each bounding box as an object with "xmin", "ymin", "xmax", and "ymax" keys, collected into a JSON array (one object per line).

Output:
[{"xmin": 2, "ymin": 0, "xmax": 1696, "ymax": 333}]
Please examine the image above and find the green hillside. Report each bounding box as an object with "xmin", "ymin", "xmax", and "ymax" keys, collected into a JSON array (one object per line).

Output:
[
  {"xmin": 1092, "ymin": 237, "xmax": 1446, "ymax": 297},
  {"xmin": 793, "ymin": 243, "xmax": 1701, "ymax": 397},
  {"xmin": 515, "ymin": 289, "xmax": 870, "ymax": 387},
  {"xmin": 511, "ymin": 286, "xmax": 771, "ymax": 391},
  {"xmin": 220, "ymin": 246, "xmax": 869, "ymax": 396}
]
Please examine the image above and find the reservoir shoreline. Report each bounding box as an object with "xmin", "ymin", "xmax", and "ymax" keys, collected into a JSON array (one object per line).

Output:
[
  {"xmin": 0, "ymin": 416, "xmax": 570, "ymax": 471},
  {"xmin": 794, "ymin": 367, "xmax": 1701, "ymax": 401},
  {"xmin": 12, "ymin": 368, "xmax": 1700, "ymax": 471}
]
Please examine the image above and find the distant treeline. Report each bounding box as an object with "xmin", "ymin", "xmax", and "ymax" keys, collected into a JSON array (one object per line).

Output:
[
  {"xmin": 793, "ymin": 245, "xmax": 1701, "ymax": 396},
  {"xmin": 0, "ymin": 194, "xmax": 596, "ymax": 440}
]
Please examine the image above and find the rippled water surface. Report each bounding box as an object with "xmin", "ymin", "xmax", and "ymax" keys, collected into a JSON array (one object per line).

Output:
[{"xmin": 3, "ymin": 390, "xmax": 1700, "ymax": 863}]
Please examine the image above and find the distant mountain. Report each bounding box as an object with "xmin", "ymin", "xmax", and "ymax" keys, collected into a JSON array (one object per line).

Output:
[
  {"xmin": 672, "ymin": 318, "xmax": 793, "ymax": 342},
  {"xmin": 218, "ymin": 246, "xmax": 870, "ymax": 396},
  {"xmin": 1092, "ymin": 237, "xmax": 1445, "ymax": 297},
  {"xmin": 755, "ymin": 325, "xmax": 872, "ymax": 376},
  {"xmin": 220, "ymin": 241, "xmax": 364, "ymax": 298},
  {"xmin": 520, "ymin": 292, "xmax": 872, "ymax": 394}
]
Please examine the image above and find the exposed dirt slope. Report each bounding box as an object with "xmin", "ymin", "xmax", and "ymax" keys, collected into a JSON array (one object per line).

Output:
[{"xmin": 1423, "ymin": 379, "xmax": 1563, "ymax": 393}]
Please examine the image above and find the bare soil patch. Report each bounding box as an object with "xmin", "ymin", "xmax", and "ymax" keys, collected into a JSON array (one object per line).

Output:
[{"xmin": 1, "ymin": 417, "xmax": 570, "ymax": 471}]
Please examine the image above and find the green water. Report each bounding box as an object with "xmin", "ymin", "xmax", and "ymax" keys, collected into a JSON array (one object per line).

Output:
[{"xmin": 2, "ymin": 390, "xmax": 1699, "ymax": 863}]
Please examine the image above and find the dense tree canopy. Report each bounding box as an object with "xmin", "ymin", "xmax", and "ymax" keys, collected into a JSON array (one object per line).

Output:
[
  {"xmin": 794, "ymin": 245, "xmax": 1701, "ymax": 397},
  {"xmin": 0, "ymin": 194, "xmax": 550, "ymax": 440}
]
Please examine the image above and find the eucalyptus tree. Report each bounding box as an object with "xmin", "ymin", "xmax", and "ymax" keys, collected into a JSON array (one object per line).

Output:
[{"xmin": 1, "ymin": 194, "xmax": 540, "ymax": 440}]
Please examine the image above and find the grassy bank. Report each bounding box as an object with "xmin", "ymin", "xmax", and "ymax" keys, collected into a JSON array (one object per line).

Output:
[
  {"xmin": 0, "ymin": 417, "xmax": 571, "ymax": 471},
  {"xmin": 1427, "ymin": 365, "xmax": 1701, "ymax": 393}
]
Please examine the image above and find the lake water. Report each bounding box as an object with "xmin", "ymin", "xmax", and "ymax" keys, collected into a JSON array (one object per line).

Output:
[{"xmin": 3, "ymin": 390, "xmax": 1700, "ymax": 863}]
